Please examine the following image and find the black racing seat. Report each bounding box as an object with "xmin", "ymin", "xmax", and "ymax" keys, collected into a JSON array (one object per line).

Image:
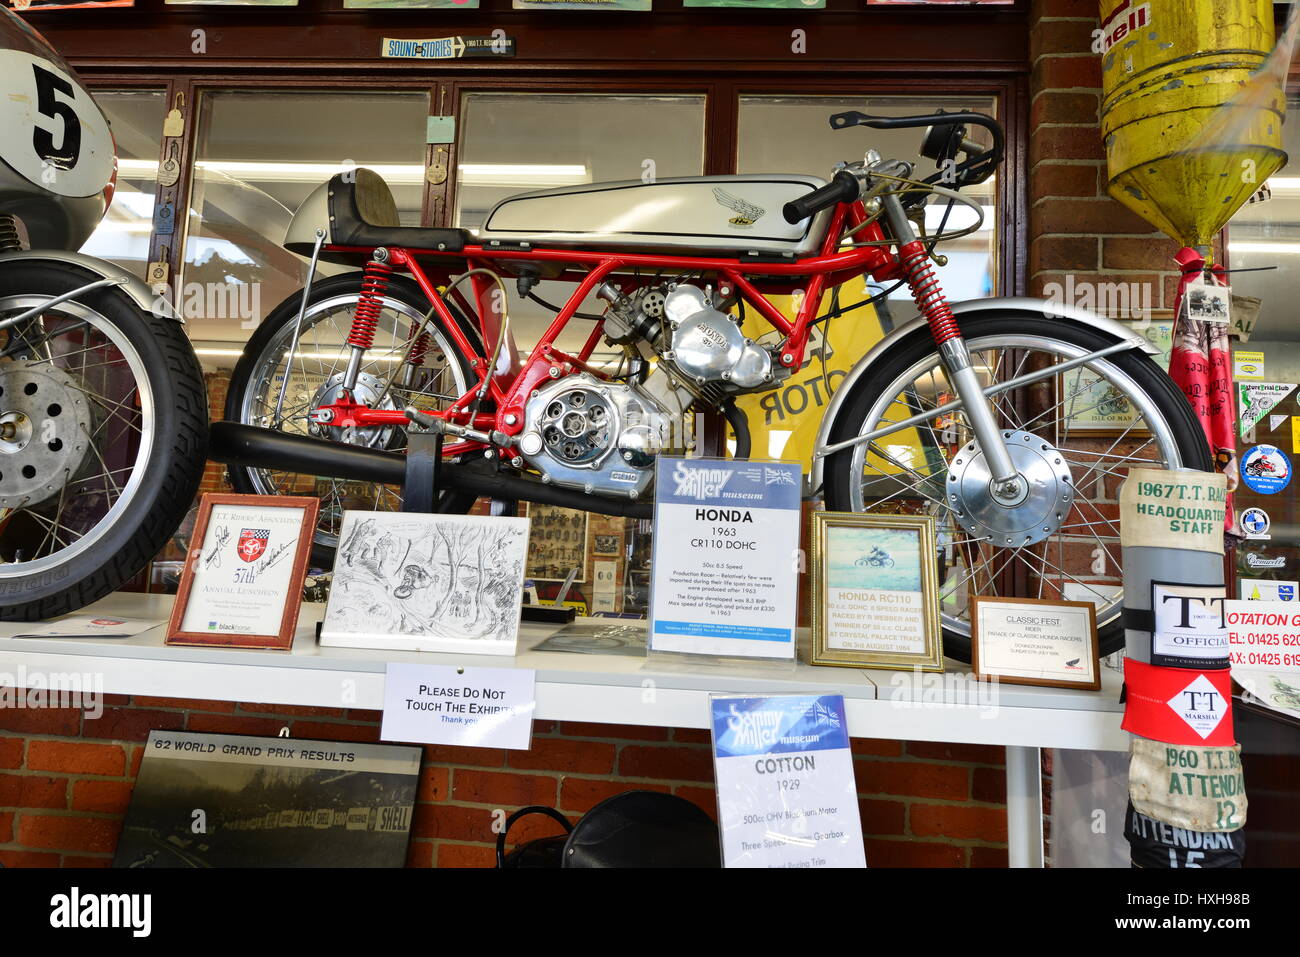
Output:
[{"xmin": 327, "ymin": 167, "xmax": 467, "ymax": 252}]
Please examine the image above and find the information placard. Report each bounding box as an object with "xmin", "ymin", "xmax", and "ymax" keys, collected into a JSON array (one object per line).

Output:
[
  {"xmin": 380, "ymin": 663, "xmax": 536, "ymax": 750},
  {"xmin": 648, "ymin": 457, "xmax": 801, "ymax": 658},
  {"xmin": 710, "ymin": 693, "xmax": 865, "ymax": 868}
]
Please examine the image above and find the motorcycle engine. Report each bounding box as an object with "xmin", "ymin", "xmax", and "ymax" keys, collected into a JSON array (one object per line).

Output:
[{"xmin": 516, "ymin": 372, "xmax": 685, "ymax": 499}]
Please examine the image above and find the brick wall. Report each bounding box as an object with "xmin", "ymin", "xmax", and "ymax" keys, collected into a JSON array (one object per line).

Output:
[{"xmin": 0, "ymin": 698, "xmax": 1009, "ymax": 867}]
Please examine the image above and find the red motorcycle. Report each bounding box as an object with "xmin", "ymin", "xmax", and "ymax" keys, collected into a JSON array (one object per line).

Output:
[{"xmin": 208, "ymin": 110, "xmax": 1209, "ymax": 661}]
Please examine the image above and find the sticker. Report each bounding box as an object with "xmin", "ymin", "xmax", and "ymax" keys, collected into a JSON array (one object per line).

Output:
[
  {"xmin": 1242, "ymin": 551, "xmax": 1286, "ymax": 571},
  {"xmin": 1150, "ymin": 582, "xmax": 1229, "ymax": 670},
  {"xmin": 1119, "ymin": 468, "xmax": 1227, "ymax": 554},
  {"xmin": 1271, "ymin": 414, "xmax": 1288, "ymax": 432},
  {"xmin": 380, "ymin": 35, "xmax": 515, "ymax": 60},
  {"xmin": 1240, "ymin": 507, "xmax": 1270, "ymax": 539},
  {"xmin": 1292, "ymin": 416, "xmax": 1300, "ymax": 455},
  {"xmin": 1128, "ymin": 736, "xmax": 1246, "ymax": 833},
  {"xmin": 1240, "ymin": 444, "xmax": 1291, "ymax": 495},
  {"xmin": 1124, "ymin": 801, "xmax": 1245, "ymax": 868},
  {"xmin": 1237, "ymin": 382, "xmax": 1295, "ymax": 439},
  {"xmin": 1233, "ymin": 350, "xmax": 1265, "ymax": 381},
  {"xmin": 425, "ymin": 116, "xmax": 456, "ymax": 144},
  {"xmin": 1121, "ymin": 658, "xmax": 1234, "ymax": 746},
  {"xmin": 1237, "ymin": 578, "xmax": 1297, "ymax": 602}
]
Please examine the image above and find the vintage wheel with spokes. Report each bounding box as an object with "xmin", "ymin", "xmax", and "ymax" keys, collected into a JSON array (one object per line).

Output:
[
  {"xmin": 0, "ymin": 260, "xmax": 208, "ymax": 619},
  {"xmin": 823, "ymin": 313, "xmax": 1213, "ymax": 663},
  {"xmin": 225, "ymin": 273, "xmax": 480, "ymax": 565}
]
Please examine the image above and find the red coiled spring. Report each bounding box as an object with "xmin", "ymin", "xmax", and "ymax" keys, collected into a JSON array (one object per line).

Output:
[
  {"xmin": 346, "ymin": 259, "xmax": 394, "ymax": 350},
  {"xmin": 899, "ymin": 241, "xmax": 960, "ymax": 344},
  {"xmin": 406, "ymin": 328, "xmax": 431, "ymax": 367}
]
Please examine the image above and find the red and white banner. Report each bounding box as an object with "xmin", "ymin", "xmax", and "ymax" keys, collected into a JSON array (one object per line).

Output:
[{"xmin": 1122, "ymin": 657, "xmax": 1235, "ymax": 746}]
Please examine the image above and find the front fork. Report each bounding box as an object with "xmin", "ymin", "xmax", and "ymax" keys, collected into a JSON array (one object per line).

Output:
[{"xmin": 880, "ymin": 194, "xmax": 1020, "ymax": 494}]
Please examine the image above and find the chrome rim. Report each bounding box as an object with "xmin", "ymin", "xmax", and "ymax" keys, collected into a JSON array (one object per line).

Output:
[
  {"xmin": 238, "ymin": 293, "xmax": 469, "ymax": 550},
  {"xmin": 847, "ymin": 334, "xmax": 1183, "ymax": 638},
  {"xmin": 0, "ymin": 295, "xmax": 155, "ymax": 577}
]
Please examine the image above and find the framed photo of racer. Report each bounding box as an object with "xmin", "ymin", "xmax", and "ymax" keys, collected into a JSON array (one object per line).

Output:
[
  {"xmin": 809, "ymin": 512, "xmax": 943, "ymax": 672},
  {"xmin": 166, "ymin": 493, "xmax": 319, "ymax": 650},
  {"xmin": 1057, "ymin": 312, "xmax": 1174, "ymax": 435}
]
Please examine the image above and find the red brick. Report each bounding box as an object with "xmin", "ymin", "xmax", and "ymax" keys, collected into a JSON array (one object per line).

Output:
[
  {"xmin": 134, "ymin": 696, "xmax": 236, "ymax": 713},
  {"xmin": 1030, "ymin": 235, "xmax": 1098, "ymax": 273},
  {"xmin": 508, "ymin": 738, "xmax": 614, "ymax": 775},
  {"xmin": 26, "ymin": 741, "xmax": 125, "ymax": 777},
  {"xmin": 61, "ymin": 855, "xmax": 112, "ymax": 868},
  {"xmin": 406, "ymin": 840, "xmax": 434, "ymax": 868},
  {"xmin": 560, "ymin": 721, "xmax": 668, "ymax": 741},
  {"xmin": 452, "ymin": 769, "xmax": 557, "ymax": 807},
  {"xmin": 559, "ymin": 777, "xmax": 670, "ymax": 814},
  {"xmin": 1031, "ymin": 124, "xmax": 1106, "ymax": 163},
  {"xmin": 1039, "ymin": 0, "xmax": 1102, "ymax": 16},
  {"xmin": 973, "ymin": 767, "xmax": 1008, "ymax": 804},
  {"xmin": 1030, "ymin": 164, "xmax": 1101, "ymax": 203},
  {"xmin": 71, "ymin": 779, "xmax": 135, "ymax": 815},
  {"xmin": 0, "ymin": 737, "xmax": 23, "ymax": 769},
  {"xmin": 970, "ymin": 845, "xmax": 1010, "ymax": 868},
  {"xmin": 0, "ymin": 773, "xmax": 68, "ymax": 809},
  {"xmin": 19, "ymin": 814, "xmax": 120, "ymax": 853},
  {"xmin": 83, "ymin": 707, "xmax": 185, "ymax": 743},
  {"xmin": 1030, "ymin": 19, "xmax": 1099, "ymax": 59},
  {"xmin": 239, "ymin": 703, "xmax": 351, "ymax": 719},
  {"xmin": 1036, "ymin": 197, "xmax": 1161, "ymax": 235},
  {"xmin": 0, "ymin": 810, "xmax": 12, "ymax": 842},
  {"xmin": 1102, "ymin": 236, "xmax": 1183, "ymax": 271},
  {"xmin": 906, "ymin": 741, "xmax": 1006, "ymax": 765},
  {"xmin": 866, "ymin": 838, "xmax": 965, "ymax": 868},
  {"xmin": 186, "ymin": 713, "xmax": 287, "ymax": 737},
  {"xmin": 128, "ymin": 745, "xmax": 144, "ymax": 778},
  {"xmin": 0, "ymin": 707, "xmax": 81, "ymax": 736},
  {"xmin": 1032, "ymin": 54, "xmax": 1102, "ymax": 92},
  {"xmin": 1030, "ymin": 90, "xmax": 1099, "ymax": 126},
  {"xmin": 618, "ymin": 745, "xmax": 714, "ymax": 783},
  {"xmin": 532, "ymin": 721, "xmax": 558, "ymax": 735},
  {"xmin": 437, "ymin": 842, "xmax": 497, "ymax": 869},
  {"xmin": 855, "ymin": 760, "xmax": 969, "ymax": 801},
  {"xmin": 417, "ymin": 766, "xmax": 449, "ymax": 804},
  {"xmin": 294, "ymin": 720, "xmax": 380, "ymax": 743},
  {"xmin": 672, "ymin": 727, "xmax": 711, "ymax": 745},
  {"xmin": 859, "ymin": 798, "xmax": 907, "ymax": 836},
  {"xmin": 850, "ymin": 738, "xmax": 903, "ymax": 758},
  {"xmin": 0, "ymin": 849, "xmax": 61, "ymax": 867},
  {"xmin": 422, "ymin": 744, "xmax": 505, "ymax": 768},
  {"xmin": 910, "ymin": 803, "xmax": 1008, "ymax": 842},
  {"xmin": 347, "ymin": 709, "xmax": 384, "ymax": 722},
  {"xmin": 411, "ymin": 803, "xmax": 494, "ymax": 843}
]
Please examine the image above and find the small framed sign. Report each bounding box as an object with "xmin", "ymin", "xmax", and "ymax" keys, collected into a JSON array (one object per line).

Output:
[
  {"xmin": 810, "ymin": 512, "xmax": 943, "ymax": 672},
  {"xmin": 970, "ymin": 596, "xmax": 1100, "ymax": 690},
  {"xmin": 166, "ymin": 493, "xmax": 318, "ymax": 651}
]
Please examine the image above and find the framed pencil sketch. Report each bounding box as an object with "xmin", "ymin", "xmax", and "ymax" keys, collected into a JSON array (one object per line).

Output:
[
  {"xmin": 1059, "ymin": 313, "xmax": 1173, "ymax": 435},
  {"xmin": 167, "ymin": 493, "xmax": 318, "ymax": 650},
  {"xmin": 810, "ymin": 512, "xmax": 943, "ymax": 672}
]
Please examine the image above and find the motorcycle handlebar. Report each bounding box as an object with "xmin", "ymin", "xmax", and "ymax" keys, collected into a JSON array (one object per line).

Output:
[{"xmin": 781, "ymin": 168, "xmax": 862, "ymax": 225}]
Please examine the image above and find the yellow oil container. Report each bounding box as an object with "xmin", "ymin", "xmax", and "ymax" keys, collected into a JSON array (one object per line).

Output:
[{"xmin": 1099, "ymin": 0, "xmax": 1286, "ymax": 251}]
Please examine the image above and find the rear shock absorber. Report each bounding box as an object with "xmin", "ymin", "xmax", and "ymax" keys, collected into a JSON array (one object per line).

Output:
[
  {"xmin": 402, "ymin": 325, "xmax": 432, "ymax": 389},
  {"xmin": 343, "ymin": 250, "xmax": 393, "ymax": 391}
]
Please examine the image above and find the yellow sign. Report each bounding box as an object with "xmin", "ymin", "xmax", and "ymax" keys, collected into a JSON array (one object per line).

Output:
[{"xmin": 1234, "ymin": 350, "xmax": 1265, "ymax": 381}]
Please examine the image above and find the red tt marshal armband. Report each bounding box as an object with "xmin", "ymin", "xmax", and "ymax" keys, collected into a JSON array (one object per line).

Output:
[{"xmin": 1121, "ymin": 658, "xmax": 1235, "ymax": 746}]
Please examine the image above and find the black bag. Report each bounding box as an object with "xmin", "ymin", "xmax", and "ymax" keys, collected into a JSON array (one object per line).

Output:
[{"xmin": 496, "ymin": 790, "xmax": 720, "ymax": 868}]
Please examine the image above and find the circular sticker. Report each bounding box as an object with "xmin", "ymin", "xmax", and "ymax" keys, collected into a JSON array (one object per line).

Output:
[
  {"xmin": 1241, "ymin": 445, "xmax": 1291, "ymax": 495},
  {"xmin": 1241, "ymin": 507, "xmax": 1271, "ymax": 537}
]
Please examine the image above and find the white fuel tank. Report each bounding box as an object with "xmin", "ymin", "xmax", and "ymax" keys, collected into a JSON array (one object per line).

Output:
[{"xmin": 477, "ymin": 174, "xmax": 835, "ymax": 258}]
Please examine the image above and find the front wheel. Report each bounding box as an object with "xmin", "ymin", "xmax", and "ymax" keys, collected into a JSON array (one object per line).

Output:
[{"xmin": 824, "ymin": 314, "xmax": 1212, "ymax": 663}]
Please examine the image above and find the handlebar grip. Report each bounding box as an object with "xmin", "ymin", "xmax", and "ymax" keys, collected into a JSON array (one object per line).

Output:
[{"xmin": 782, "ymin": 169, "xmax": 861, "ymax": 225}]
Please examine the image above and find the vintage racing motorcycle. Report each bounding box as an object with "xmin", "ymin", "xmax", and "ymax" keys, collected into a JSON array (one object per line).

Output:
[{"xmin": 0, "ymin": 8, "xmax": 1209, "ymax": 660}]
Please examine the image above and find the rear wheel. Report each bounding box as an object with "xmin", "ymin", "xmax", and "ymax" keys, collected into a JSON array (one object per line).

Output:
[
  {"xmin": 225, "ymin": 273, "xmax": 479, "ymax": 565},
  {"xmin": 824, "ymin": 314, "xmax": 1212, "ymax": 662}
]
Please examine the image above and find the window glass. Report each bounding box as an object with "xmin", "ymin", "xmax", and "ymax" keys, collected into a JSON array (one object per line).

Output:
[
  {"xmin": 182, "ymin": 90, "xmax": 430, "ymax": 356},
  {"xmin": 80, "ymin": 90, "xmax": 166, "ymax": 280},
  {"xmin": 455, "ymin": 92, "xmax": 707, "ymax": 357}
]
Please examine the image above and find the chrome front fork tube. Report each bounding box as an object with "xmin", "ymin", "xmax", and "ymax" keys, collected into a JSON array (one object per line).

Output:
[{"xmin": 939, "ymin": 338, "xmax": 1020, "ymax": 492}]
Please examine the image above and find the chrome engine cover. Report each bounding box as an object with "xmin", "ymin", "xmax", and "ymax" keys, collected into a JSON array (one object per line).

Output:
[
  {"xmin": 517, "ymin": 373, "xmax": 684, "ymax": 499},
  {"xmin": 663, "ymin": 285, "xmax": 773, "ymax": 390}
]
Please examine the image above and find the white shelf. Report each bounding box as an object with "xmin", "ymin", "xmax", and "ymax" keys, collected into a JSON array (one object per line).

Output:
[{"xmin": 0, "ymin": 591, "xmax": 1127, "ymax": 750}]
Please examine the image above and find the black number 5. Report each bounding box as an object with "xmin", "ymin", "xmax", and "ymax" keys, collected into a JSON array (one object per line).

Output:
[{"xmin": 31, "ymin": 64, "xmax": 82, "ymax": 170}]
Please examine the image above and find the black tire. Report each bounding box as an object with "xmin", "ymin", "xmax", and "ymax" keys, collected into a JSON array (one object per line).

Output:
[
  {"xmin": 0, "ymin": 260, "xmax": 207, "ymax": 620},
  {"xmin": 225, "ymin": 272, "xmax": 480, "ymax": 566},
  {"xmin": 824, "ymin": 313, "xmax": 1213, "ymax": 663}
]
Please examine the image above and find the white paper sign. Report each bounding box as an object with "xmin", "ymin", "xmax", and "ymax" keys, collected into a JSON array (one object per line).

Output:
[
  {"xmin": 711, "ymin": 694, "xmax": 865, "ymax": 868},
  {"xmin": 381, "ymin": 663, "xmax": 536, "ymax": 750},
  {"xmin": 593, "ymin": 560, "xmax": 617, "ymax": 614},
  {"xmin": 649, "ymin": 458, "xmax": 802, "ymax": 658},
  {"xmin": 1225, "ymin": 600, "xmax": 1300, "ymax": 673}
]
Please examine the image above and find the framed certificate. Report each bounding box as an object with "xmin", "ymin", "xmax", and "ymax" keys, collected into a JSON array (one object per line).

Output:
[
  {"xmin": 810, "ymin": 512, "xmax": 943, "ymax": 672},
  {"xmin": 1058, "ymin": 314, "xmax": 1173, "ymax": 435},
  {"xmin": 970, "ymin": 596, "xmax": 1100, "ymax": 690},
  {"xmin": 166, "ymin": 493, "xmax": 318, "ymax": 650}
]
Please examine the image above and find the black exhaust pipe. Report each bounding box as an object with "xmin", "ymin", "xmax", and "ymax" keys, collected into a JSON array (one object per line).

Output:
[{"xmin": 208, "ymin": 421, "xmax": 653, "ymax": 518}]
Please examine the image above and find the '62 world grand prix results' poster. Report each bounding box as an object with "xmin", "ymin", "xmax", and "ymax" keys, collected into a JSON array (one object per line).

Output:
[{"xmin": 649, "ymin": 457, "xmax": 802, "ymax": 659}]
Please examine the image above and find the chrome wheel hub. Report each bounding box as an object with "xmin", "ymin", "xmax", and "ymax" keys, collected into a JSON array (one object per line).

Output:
[
  {"xmin": 308, "ymin": 371, "xmax": 396, "ymax": 448},
  {"xmin": 947, "ymin": 430, "xmax": 1074, "ymax": 547},
  {"xmin": 0, "ymin": 363, "xmax": 93, "ymax": 508}
]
